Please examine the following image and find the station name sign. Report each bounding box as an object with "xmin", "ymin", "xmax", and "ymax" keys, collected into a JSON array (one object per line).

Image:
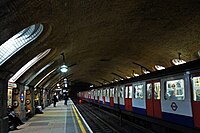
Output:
[{"xmin": 8, "ymin": 82, "xmax": 17, "ymax": 88}]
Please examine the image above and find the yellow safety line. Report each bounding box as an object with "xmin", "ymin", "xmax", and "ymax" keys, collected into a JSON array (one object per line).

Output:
[{"xmin": 72, "ymin": 105, "xmax": 87, "ymax": 133}]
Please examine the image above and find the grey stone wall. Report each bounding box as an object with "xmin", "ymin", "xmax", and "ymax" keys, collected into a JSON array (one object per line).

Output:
[{"xmin": 0, "ymin": 79, "xmax": 8, "ymax": 133}]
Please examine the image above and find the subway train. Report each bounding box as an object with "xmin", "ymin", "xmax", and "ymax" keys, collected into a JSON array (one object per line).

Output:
[{"xmin": 78, "ymin": 59, "xmax": 200, "ymax": 130}]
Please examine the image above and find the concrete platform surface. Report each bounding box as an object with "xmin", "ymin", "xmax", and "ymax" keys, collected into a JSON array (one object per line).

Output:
[{"xmin": 9, "ymin": 100, "xmax": 89, "ymax": 133}]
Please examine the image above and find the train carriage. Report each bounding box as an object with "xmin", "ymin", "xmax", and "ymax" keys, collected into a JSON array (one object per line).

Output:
[
  {"xmin": 132, "ymin": 81, "xmax": 146, "ymax": 115},
  {"xmin": 105, "ymin": 88, "xmax": 110, "ymax": 106},
  {"xmin": 118, "ymin": 85, "xmax": 125, "ymax": 110},
  {"xmin": 113, "ymin": 86, "xmax": 118, "ymax": 108},
  {"xmin": 161, "ymin": 73, "xmax": 193, "ymax": 127},
  {"xmin": 191, "ymin": 73, "xmax": 200, "ymax": 128},
  {"xmin": 98, "ymin": 89, "xmax": 103, "ymax": 105},
  {"xmin": 94, "ymin": 89, "xmax": 98, "ymax": 103},
  {"xmin": 78, "ymin": 59, "xmax": 200, "ymax": 130},
  {"xmin": 102, "ymin": 88, "xmax": 106, "ymax": 105}
]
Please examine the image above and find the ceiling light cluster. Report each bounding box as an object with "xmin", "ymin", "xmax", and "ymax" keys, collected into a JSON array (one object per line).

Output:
[
  {"xmin": 142, "ymin": 69, "xmax": 150, "ymax": 74},
  {"xmin": 155, "ymin": 65, "xmax": 165, "ymax": 70},
  {"xmin": 60, "ymin": 64, "xmax": 68, "ymax": 73},
  {"xmin": 171, "ymin": 59, "xmax": 186, "ymax": 65},
  {"xmin": 60, "ymin": 53, "xmax": 68, "ymax": 73}
]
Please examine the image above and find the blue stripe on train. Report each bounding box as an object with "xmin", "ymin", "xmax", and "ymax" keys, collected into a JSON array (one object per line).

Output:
[
  {"xmin": 113, "ymin": 104, "xmax": 125, "ymax": 110},
  {"xmin": 99, "ymin": 101, "xmax": 103, "ymax": 105},
  {"xmin": 132, "ymin": 107, "xmax": 146, "ymax": 115},
  {"xmin": 162, "ymin": 112, "xmax": 194, "ymax": 127},
  {"xmin": 114, "ymin": 103, "xmax": 118, "ymax": 108},
  {"xmin": 105, "ymin": 102, "xmax": 110, "ymax": 106}
]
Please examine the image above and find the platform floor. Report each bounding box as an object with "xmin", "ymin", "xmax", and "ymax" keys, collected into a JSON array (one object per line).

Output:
[{"xmin": 10, "ymin": 100, "xmax": 90, "ymax": 133}]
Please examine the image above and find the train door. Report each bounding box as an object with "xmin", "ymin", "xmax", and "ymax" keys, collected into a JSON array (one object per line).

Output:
[
  {"xmin": 191, "ymin": 74, "xmax": 200, "ymax": 128},
  {"xmin": 105, "ymin": 88, "xmax": 110, "ymax": 106},
  {"xmin": 97, "ymin": 89, "xmax": 100, "ymax": 104},
  {"xmin": 102, "ymin": 89, "xmax": 106, "ymax": 105},
  {"xmin": 110, "ymin": 87, "xmax": 114, "ymax": 107},
  {"xmin": 125, "ymin": 84, "xmax": 132, "ymax": 111},
  {"xmin": 146, "ymin": 80, "xmax": 162, "ymax": 118},
  {"xmin": 113, "ymin": 87, "xmax": 118, "ymax": 108}
]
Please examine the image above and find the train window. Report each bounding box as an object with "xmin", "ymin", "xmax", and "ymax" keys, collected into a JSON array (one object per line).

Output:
[
  {"xmin": 166, "ymin": 79, "xmax": 184, "ymax": 100},
  {"xmin": 129, "ymin": 86, "xmax": 133, "ymax": 98},
  {"xmin": 125, "ymin": 86, "xmax": 129, "ymax": 98},
  {"xmin": 147, "ymin": 83, "xmax": 152, "ymax": 99},
  {"xmin": 134, "ymin": 84, "xmax": 144, "ymax": 99},
  {"xmin": 154, "ymin": 82, "xmax": 160, "ymax": 100},
  {"xmin": 192, "ymin": 76, "xmax": 200, "ymax": 101}
]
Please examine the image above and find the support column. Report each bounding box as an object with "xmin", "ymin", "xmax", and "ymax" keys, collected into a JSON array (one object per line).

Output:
[
  {"xmin": 27, "ymin": 86, "xmax": 35, "ymax": 115},
  {"xmin": 0, "ymin": 79, "xmax": 9, "ymax": 133},
  {"xmin": 30, "ymin": 87, "xmax": 35, "ymax": 115}
]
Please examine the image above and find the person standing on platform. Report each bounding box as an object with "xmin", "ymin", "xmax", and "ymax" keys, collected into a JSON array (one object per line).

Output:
[{"xmin": 53, "ymin": 93, "xmax": 58, "ymax": 107}]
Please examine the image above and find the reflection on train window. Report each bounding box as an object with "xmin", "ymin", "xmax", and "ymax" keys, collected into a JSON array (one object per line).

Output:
[
  {"xmin": 88, "ymin": 92, "xmax": 91, "ymax": 98},
  {"xmin": 104, "ymin": 89, "xmax": 106, "ymax": 96},
  {"xmin": 125, "ymin": 86, "xmax": 129, "ymax": 98},
  {"xmin": 95, "ymin": 90, "xmax": 98, "ymax": 97},
  {"xmin": 134, "ymin": 84, "xmax": 144, "ymax": 99},
  {"xmin": 192, "ymin": 76, "xmax": 200, "ymax": 101},
  {"xmin": 166, "ymin": 79, "xmax": 184, "ymax": 100},
  {"xmin": 99, "ymin": 90, "xmax": 102, "ymax": 97},
  {"xmin": 120, "ymin": 87, "xmax": 124, "ymax": 98},
  {"xmin": 110, "ymin": 88, "xmax": 114, "ymax": 97},
  {"xmin": 114, "ymin": 88, "xmax": 116, "ymax": 97},
  {"xmin": 147, "ymin": 83, "xmax": 152, "ymax": 99},
  {"xmin": 154, "ymin": 82, "xmax": 160, "ymax": 100},
  {"xmin": 91, "ymin": 90, "xmax": 94, "ymax": 98},
  {"xmin": 129, "ymin": 86, "xmax": 133, "ymax": 98},
  {"xmin": 107, "ymin": 89, "xmax": 110, "ymax": 97}
]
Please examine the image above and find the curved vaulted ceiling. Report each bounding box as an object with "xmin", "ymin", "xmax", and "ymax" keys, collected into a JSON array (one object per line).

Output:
[{"xmin": 1, "ymin": 0, "xmax": 200, "ymax": 92}]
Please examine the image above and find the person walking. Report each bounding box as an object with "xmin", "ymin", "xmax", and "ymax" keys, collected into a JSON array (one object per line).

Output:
[{"xmin": 53, "ymin": 93, "xmax": 58, "ymax": 107}]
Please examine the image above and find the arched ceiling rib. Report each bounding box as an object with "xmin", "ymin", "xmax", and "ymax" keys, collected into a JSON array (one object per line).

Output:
[{"xmin": 1, "ymin": 0, "xmax": 200, "ymax": 91}]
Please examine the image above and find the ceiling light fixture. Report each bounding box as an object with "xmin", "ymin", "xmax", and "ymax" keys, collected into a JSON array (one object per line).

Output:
[
  {"xmin": 60, "ymin": 53, "xmax": 68, "ymax": 73},
  {"xmin": 172, "ymin": 52, "xmax": 186, "ymax": 65},
  {"xmin": 142, "ymin": 69, "xmax": 150, "ymax": 74},
  {"xmin": 133, "ymin": 73, "xmax": 139, "ymax": 77},
  {"xmin": 198, "ymin": 50, "xmax": 200, "ymax": 57},
  {"xmin": 155, "ymin": 65, "xmax": 165, "ymax": 70}
]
